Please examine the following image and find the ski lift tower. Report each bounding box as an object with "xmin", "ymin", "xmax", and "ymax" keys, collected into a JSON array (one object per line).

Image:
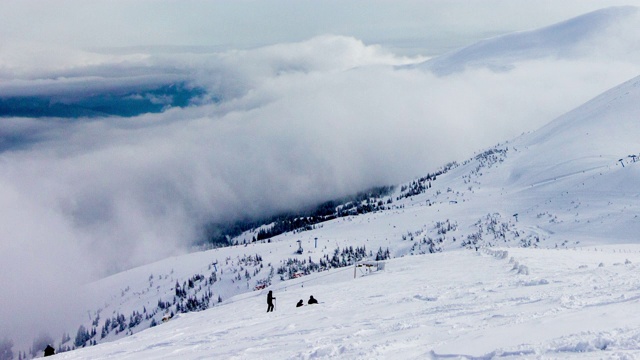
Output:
[{"xmin": 296, "ymin": 240, "xmax": 304, "ymax": 254}]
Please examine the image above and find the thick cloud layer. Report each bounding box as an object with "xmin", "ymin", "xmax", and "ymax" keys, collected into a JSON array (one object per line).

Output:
[{"xmin": 1, "ymin": 9, "xmax": 640, "ymax": 346}]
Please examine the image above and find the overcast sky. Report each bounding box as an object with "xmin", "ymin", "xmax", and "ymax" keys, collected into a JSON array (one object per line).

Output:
[
  {"xmin": 2, "ymin": 0, "xmax": 640, "ymax": 53},
  {"xmin": 2, "ymin": 0, "xmax": 640, "ymax": 352}
]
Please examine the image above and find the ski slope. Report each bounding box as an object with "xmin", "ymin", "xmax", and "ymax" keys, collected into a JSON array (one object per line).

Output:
[{"xmin": 57, "ymin": 246, "xmax": 640, "ymax": 359}]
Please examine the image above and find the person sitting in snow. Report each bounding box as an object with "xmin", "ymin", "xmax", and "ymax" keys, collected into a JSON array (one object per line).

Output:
[
  {"xmin": 267, "ymin": 290, "xmax": 276, "ymax": 312},
  {"xmin": 44, "ymin": 344, "xmax": 55, "ymax": 357},
  {"xmin": 296, "ymin": 299, "xmax": 304, "ymax": 307},
  {"xmin": 307, "ymin": 295, "xmax": 318, "ymax": 305}
]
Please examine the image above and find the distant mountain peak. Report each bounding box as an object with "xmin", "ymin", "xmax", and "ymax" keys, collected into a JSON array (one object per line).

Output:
[{"xmin": 421, "ymin": 6, "xmax": 640, "ymax": 75}]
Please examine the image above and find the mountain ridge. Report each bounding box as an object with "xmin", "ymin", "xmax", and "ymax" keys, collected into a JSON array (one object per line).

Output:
[{"xmin": 421, "ymin": 6, "xmax": 640, "ymax": 75}]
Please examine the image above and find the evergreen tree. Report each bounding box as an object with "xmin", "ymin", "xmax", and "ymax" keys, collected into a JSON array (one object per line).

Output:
[
  {"xmin": 0, "ymin": 337, "xmax": 13, "ymax": 360},
  {"xmin": 74, "ymin": 325, "xmax": 91, "ymax": 348}
]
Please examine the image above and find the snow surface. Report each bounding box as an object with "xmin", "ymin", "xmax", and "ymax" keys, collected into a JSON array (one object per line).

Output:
[{"xmin": 57, "ymin": 246, "xmax": 640, "ymax": 359}]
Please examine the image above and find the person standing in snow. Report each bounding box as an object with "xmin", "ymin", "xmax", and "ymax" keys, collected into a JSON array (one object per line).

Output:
[
  {"xmin": 267, "ymin": 290, "xmax": 275, "ymax": 312},
  {"xmin": 307, "ymin": 295, "xmax": 318, "ymax": 305}
]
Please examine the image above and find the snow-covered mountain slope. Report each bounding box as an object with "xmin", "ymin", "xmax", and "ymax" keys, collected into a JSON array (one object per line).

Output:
[
  {"xmin": 43, "ymin": 65, "xmax": 640, "ymax": 358},
  {"xmin": 482, "ymin": 74, "xmax": 640, "ymax": 244},
  {"xmin": 57, "ymin": 246, "xmax": 640, "ymax": 359},
  {"xmin": 421, "ymin": 6, "xmax": 640, "ymax": 75}
]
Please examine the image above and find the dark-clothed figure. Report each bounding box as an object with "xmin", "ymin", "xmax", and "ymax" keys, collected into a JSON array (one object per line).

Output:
[
  {"xmin": 296, "ymin": 299, "xmax": 304, "ymax": 307},
  {"xmin": 267, "ymin": 290, "xmax": 275, "ymax": 312},
  {"xmin": 308, "ymin": 295, "xmax": 318, "ymax": 305},
  {"xmin": 44, "ymin": 345, "xmax": 55, "ymax": 357}
]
